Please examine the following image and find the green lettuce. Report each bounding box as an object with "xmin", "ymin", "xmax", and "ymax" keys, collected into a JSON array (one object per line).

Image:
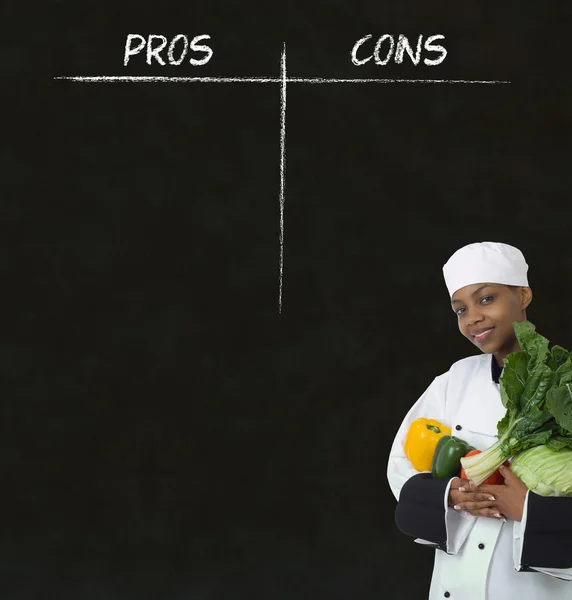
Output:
[
  {"xmin": 460, "ymin": 320, "xmax": 572, "ymax": 487},
  {"xmin": 510, "ymin": 445, "xmax": 572, "ymax": 497}
]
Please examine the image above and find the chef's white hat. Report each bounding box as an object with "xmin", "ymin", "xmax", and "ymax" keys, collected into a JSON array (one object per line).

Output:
[{"xmin": 442, "ymin": 242, "xmax": 529, "ymax": 298}]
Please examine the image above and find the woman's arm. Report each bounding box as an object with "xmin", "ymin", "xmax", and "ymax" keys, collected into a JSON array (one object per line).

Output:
[
  {"xmin": 518, "ymin": 493, "xmax": 572, "ymax": 574},
  {"xmin": 394, "ymin": 472, "xmax": 449, "ymax": 548},
  {"xmin": 387, "ymin": 372, "xmax": 476, "ymax": 552}
]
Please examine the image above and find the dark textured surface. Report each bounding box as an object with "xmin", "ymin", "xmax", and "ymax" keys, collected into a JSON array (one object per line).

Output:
[{"xmin": 5, "ymin": 1, "xmax": 572, "ymax": 598}]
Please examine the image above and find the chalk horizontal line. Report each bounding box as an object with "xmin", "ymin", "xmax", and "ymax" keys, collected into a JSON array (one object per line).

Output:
[
  {"xmin": 290, "ymin": 77, "xmax": 510, "ymax": 84},
  {"xmin": 54, "ymin": 75, "xmax": 510, "ymax": 84}
]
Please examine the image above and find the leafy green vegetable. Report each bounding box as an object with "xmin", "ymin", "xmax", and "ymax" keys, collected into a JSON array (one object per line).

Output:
[
  {"xmin": 510, "ymin": 445, "xmax": 572, "ymax": 497},
  {"xmin": 460, "ymin": 320, "xmax": 572, "ymax": 486}
]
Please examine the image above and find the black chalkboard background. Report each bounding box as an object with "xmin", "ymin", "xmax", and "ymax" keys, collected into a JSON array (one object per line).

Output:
[{"xmin": 6, "ymin": 1, "xmax": 572, "ymax": 598}]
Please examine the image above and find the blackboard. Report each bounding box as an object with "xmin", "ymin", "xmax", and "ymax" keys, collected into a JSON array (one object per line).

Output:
[{"xmin": 6, "ymin": 1, "xmax": 572, "ymax": 598}]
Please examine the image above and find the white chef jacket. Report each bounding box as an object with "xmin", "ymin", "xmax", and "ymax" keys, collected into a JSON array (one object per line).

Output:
[{"xmin": 387, "ymin": 353, "xmax": 572, "ymax": 600}]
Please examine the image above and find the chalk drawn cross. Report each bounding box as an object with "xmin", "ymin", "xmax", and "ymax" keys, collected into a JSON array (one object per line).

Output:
[{"xmin": 55, "ymin": 43, "xmax": 509, "ymax": 313}]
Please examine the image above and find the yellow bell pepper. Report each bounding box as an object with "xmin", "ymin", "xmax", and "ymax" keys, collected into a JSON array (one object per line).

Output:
[{"xmin": 404, "ymin": 418, "xmax": 452, "ymax": 471}]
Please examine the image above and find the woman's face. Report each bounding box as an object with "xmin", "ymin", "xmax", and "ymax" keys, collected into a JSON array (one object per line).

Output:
[{"xmin": 451, "ymin": 283, "xmax": 533, "ymax": 363}]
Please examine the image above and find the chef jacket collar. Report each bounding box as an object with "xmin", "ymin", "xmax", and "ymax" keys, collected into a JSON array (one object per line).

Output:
[{"xmin": 491, "ymin": 354, "xmax": 503, "ymax": 383}]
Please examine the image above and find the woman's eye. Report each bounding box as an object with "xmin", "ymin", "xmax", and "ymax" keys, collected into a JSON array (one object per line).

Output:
[
  {"xmin": 455, "ymin": 307, "xmax": 466, "ymax": 316},
  {"xmin": 480, "ymin": 295, "xmax": 494, "ymax": 304}
]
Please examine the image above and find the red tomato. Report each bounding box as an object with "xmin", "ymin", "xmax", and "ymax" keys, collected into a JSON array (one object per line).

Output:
[{"xmin": 460, "ymin": 449, "xmax": 510, "ymax": 485}]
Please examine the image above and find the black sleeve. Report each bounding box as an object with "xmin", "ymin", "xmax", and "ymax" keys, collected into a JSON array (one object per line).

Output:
[
  {"xmin": 394, "ymin": 473, "xmax": 450, "ymax": 551},
  {"xmin": 520, "ymin": 493, "xmax": 572, "ymax": 572}
]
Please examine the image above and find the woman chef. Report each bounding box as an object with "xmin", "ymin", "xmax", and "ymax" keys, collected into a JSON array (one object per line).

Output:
[{"xmin": 387, "ymin": 242, "xmax": 572, "ymax": 600}]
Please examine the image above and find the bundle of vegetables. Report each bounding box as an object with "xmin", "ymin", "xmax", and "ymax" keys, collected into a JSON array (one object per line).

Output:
[{"xmin": 460, "ymin": 320, "xmax": 572, "ymax": 491}]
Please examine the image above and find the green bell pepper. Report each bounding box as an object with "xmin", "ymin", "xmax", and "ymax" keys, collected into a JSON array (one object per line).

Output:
[{"xmin": 431, "ymin": 435, "xmax": 474, "ymax": 479}]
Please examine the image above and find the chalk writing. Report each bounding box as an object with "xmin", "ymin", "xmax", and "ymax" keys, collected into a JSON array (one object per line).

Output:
[
  {"xmin": 351, "ymin": 34, "xmax": 447, "ymax": 67},
  {"xmin": 124, "ymin": 34, "xmax": 213, "ymax": 66}
]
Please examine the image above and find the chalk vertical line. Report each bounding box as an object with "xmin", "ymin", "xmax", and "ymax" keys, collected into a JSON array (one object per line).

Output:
[{"xmin": 279, "ymin": 43, "xmax": 287, "ymax": 314}]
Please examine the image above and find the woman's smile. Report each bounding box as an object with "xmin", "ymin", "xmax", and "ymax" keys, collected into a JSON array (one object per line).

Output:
[{"xmin": 472, "ymin": 327, "xmax": 495, "ymax": 345}]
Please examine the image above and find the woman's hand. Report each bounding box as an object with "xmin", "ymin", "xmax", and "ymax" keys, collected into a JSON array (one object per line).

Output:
[
  {"xmin": 451, "ymin": 466, "xmax": 528, "ymax": 522},
  {"xmin": 448, "ymin": 476, "xmax": 500, "ymax": 517}
]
